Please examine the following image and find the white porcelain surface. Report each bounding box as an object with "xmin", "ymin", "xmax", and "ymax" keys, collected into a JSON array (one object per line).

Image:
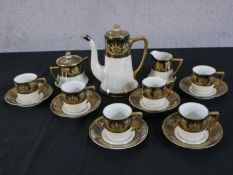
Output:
[
  {"xmin": 61, "ymin": 80, "xmax": 85, "ymax": 93},
  {"xmin": 141, "ymin": 97, "xmax": 166, "ymax": 108},
  {"xmin": 102, "ymin": 128, "xmax": 135, "ymax": 145},
  {"xmin": 55, "ymin": 72, "xmax": 88, "ymax": 88},
  {"xmin": 190, "ymin": 85, "xmax": 217, "ymax": 97},
  {"xmin": 14, "ymin": 73, "xmax": 37, "ymax": 83},
  {"xmin": 178, "ymin": 102, "xmax": 209, "ymax": 120},
  {"xmin": 16, "ymin": 89, "xmax": 40, "ymax": 104},
  {"xmin": 62, "ymin": 102, "xmax": 91, "ymax": 115},
  {"xmin": 103, "ymin": 103, "xmax": 132, "ymax": 120},
  {"xmin": 150, "ymin": 50, "xmax": 173, "ymax": 61},
  {"xmin": 174, "ymin": 125, "xmax": 209, "ymax": 144},
  {"xmin": 140, "ymin": 97, "xmax": 169, "ymax": 110},
  {"xmin": 62, "ymin": 99, "xmax": 88, "ymax": 113},
  {"xmin": 88, "ymin": 39, "xmax": 138, "ymax": 94},
  {"xmin": 142, "ymin": 76, "xmax": 166, "ymax": 87},
  {"xmin": 148, "ymin": 69, "xmax": 173, "ymax": 80},
  {"xmin": 16, "ymin": 91, "xmax": 43, "ymax": 105},
  {"xmin": 193, "ymin": 65, "xmax": 216, "ymax": 75},
  {"xmin": 191, "ymin": 83, "xmax": 215, "ymax": 95}
]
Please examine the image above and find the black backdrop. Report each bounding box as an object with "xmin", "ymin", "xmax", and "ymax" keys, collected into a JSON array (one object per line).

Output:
[{"xmin": 0, "ymin": 48, "xmax": 233, "ymax": 175}]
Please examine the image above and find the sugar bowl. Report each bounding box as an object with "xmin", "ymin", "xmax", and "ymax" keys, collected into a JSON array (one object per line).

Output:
[{"xmin": 49, "ymin": 51, "xmax": 89, "ymax": 88}]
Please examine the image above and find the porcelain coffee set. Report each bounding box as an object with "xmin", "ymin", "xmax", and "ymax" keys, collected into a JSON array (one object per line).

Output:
[{"xmin": 4, "ymin": 25, "xmax": 228, "ymax": 150}]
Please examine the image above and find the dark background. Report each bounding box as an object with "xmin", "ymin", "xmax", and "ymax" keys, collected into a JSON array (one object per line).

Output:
[{"xmin": 0, "ymin": 48, "xmax": 232, "ymax": 175}]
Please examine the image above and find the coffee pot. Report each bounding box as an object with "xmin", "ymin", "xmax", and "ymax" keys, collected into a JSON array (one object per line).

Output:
[
  {"xmin": 49, "ymin": 51, "xmax": 89, "ymax": 88},
  {"xmin": 83, "ymin": 24, "xmax": 148, "ymax": 96}
]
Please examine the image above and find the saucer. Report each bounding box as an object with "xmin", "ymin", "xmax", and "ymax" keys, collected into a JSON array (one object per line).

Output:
[
  {"xmin": 140, "ymin": 98, "xmax": 169, "ymax": 111},
  {"xmin": 129, "ymin": 88, "xmax": 180, "ymax": 113},
  {"xmin": 189, "ymin": 86, "xmax": 217, "ymax": 97},
  {"xmin": 101, "ymin": 128, "xmax": 136, "ymax": 145},
  {"xmin": 50, "ymin": 90, "xmax": 101, "ymax": 118},
  {"xmin": 162, "ymin": 112, "xmax": 223, "ymax": 149},
  {"xmin": 4, "ymin": 83, "xmax": 53, "ymax": 107},
  {"xmin": 89, "ymin": 116, "xmax": 148, "ymax": 150},
  {"xmin": 179, "ymin": 76, "xmax": 228, "ymax": 99},
  {"xmin": 61, "ymin": 102, "xmax": 91, "ymax": 116}
]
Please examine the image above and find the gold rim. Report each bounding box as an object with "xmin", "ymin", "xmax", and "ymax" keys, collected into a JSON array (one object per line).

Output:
[
  {"xmin": 179, "ymin": 76, "xmax": 228, "ymax": 99},
  {"xmin": 162, "ymin": 112, "xmax": 223, "ymax": 149},
  {"xmin": 89, "ymin": 116, "xmax": 148, "ymax": 150},
  {"xmin": 4, "ymin": 83, "xmax": 53, "ymax": 107},
  {"xmin": 129, "ymin": 88, "xmax": 180, "ymax": 113},
  {"xmin": 50, "ymin": 90, "xmax": 101, "ymax": 118}
]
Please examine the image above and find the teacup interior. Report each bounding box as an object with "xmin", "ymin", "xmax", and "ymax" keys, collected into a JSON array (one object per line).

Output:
[
  {"xmin": 103, "ymin": 103, "xmax": 132, "ymax": 120},
  {"xmin": 193, "ymin": 65, "xmax": 216, "ymax": 75},
  {"xmin": 142, "ymin": 77, "xmax": 166, "ymax": 87},
  {"xmin": 150, "ymin": 50, "xmax": 172, "ymax": 61},
  {"xmin": 14, "ymin": 73, "xmax": 37, "ymax": 83},
  {"xmin": 179, "ymin": 102, "xmax": 208, "ymax": 120},
  {"xmin": 61, "ymin": 81, "xmax": 85, "ymax": 93}
]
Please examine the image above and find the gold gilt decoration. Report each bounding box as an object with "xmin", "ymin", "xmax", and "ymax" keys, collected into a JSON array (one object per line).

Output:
[
  {"xmin": 106, "ymin": 40, "xmax": 130, "ymax": 58},
  {"xmin": 15, "ymin": 82, "xmax": 38, "ymax": 94},
  {"xmin": 104, "ymin": 117, "xmax": 132, "ymax": 133},
  {"xmin": 142, "ymin": 86, "xmax": 165, "ymax": 99},
  {"xmin": 191, "ymin": 73, "xmax": 215, "ymax": 86},
  {"xmin": 153, "ymin": 60, "xmax": 172, "ymax": 72},
  {"xmin": 64, "ymin": 91, "xmax": 86, "ymax": 104},
  {"xmin": 59, "ymin": 65, "xmax": 82, "ymax": 77}
]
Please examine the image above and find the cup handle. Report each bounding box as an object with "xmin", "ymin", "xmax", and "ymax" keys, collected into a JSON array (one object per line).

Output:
[
  {"xmin": 49, "ymin": 66, "xmax": 59, "ymax": 84},
  {"xmin": 37, "ymin": 77, "xmax": 46, "ymax": 93},
  {"xmin": 129, "ymin": 36, "xmax": 148, "ymax": 77},
  {"xmin": 214, "ymin": 71, "xmax": 225, "ymax": 87},
  {"xmin": 165, "ymin": 80, "xmax": 174, "ymax": 97},
  {"xmin": 172, "ymin": 58, "xmax": 183, "ymax": 76},
  {"xmin": 131, "ymin": 112, "xmax": 143, "ymax": 129},
  {"xmin": 207, "ymin": 111, "xmax": 219, "ymax": 127}
]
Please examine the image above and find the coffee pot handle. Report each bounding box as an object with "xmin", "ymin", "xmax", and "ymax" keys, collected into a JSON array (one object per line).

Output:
[
  {"xmin": 172, "ymin": 58, "xmax": 183, "ymax": 76},
  {"xmin": 129, "ymin": 36, "xmax": 148, "ymax": 77},
  {"xmin": 49, "ymin": 66, "xmax": 59, "ymax": 83}
]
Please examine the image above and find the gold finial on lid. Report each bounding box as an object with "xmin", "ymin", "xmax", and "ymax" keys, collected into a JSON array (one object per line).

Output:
[
  {"xmin": 113, "ymin": 24, "xmax": 120, "ymax": 30},
  {"xmin": 65, "ymin": 51, "xmax": 72, "ymax": 59}
]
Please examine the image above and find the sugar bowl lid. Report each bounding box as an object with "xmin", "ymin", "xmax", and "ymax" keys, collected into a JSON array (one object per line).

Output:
[
  {"xmin": 105, "ymin": 24, "xmax": 130, "ymax": 39},
  {"xmin": 56, "ymin": 51, "xmax": 82, "ymax": 67}
]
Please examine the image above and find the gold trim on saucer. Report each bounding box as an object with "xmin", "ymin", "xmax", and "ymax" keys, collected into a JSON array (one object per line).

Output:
[
  {"xmin": 50, "ymin": 90, "xmax": 101, "ymax": 118},
  {"xmin": 179, "ymin": 76, "xmax": 228, "ymax": 99},
  {"xmin": 162, "ymin": 112, "xmax": 223, "ymax": 149},
  {"xmin": 129, "ymin": 88, "xmax": 180, "ymax": 113},
  {"xmin": 89, "ymin": 116, "xmax": 148, "ymax": 150},
  {"xmin": 4, "ymin": 83, "xmax": 53, "ymax": 107}
]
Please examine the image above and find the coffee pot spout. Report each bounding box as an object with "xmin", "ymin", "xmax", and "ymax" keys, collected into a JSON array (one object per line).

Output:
[{"xmin": 82, "ymin": 35, "xmax": 104, "ymax": 82}]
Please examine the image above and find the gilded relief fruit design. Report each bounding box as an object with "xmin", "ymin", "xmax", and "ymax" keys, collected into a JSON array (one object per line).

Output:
[
  {"xmin": 106, "ymin": 41, "xmax": 130, "ymax": 57},
  {"xmin": 65, "ymin": 91, "xmax": 86, "ymax": 104}
]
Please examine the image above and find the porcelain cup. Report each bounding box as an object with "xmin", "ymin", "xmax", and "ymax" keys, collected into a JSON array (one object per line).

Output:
[
  {"xmin": 61, "ymin": 80, "xmax": 95, "ymax": 113},
  {"xmin": 191, "ymin": 65, "xmax": 224, "ymax": 95},
  {"xmin": 14, "ymin": 73, "xmax": 46, "ymax": 103},
  {"xmin": 142, "ymin": 77, "xmax": 174, "ymax": 108},
  {"xmin": 148, "ymin": 50, "xmax": 183, "ymax": 80},
  {"xmin": 177, "ymin": 102, "xmax": 219, "ymax": 142},
  {"xmin": 103, "ymin": 103, "xmax": 142, "ymax": 141}
]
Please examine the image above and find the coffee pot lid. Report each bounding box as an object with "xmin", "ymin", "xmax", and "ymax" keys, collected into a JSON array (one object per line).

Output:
[
  {"xmin": 105, "ymin": 24, "xmax": 129, "ymax": 39},
  {"xmin": 56, "ymin": 51, "xmax": 82, "ymax": 67}
]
